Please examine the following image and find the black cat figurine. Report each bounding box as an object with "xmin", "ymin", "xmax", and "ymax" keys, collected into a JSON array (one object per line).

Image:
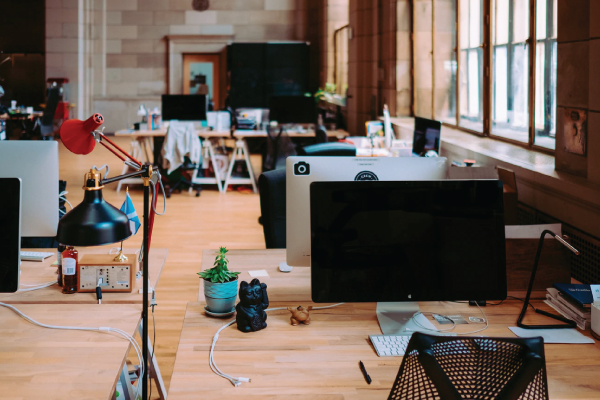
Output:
[{"xmin": 235, "ymin": 278, "xmax": 269, "ymax": 332}]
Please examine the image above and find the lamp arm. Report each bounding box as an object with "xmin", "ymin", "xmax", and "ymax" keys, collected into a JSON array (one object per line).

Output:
[
  {"xmin": 92, "ymin": 131, "xmax": 143, "ymax": 167},
  {"xmin": 103, "ymin": 167, "xmax": 148, "ymax": 185},
  {"xmin": 516, "ymin": 229, "xmax": 580, "ymax": 329}
]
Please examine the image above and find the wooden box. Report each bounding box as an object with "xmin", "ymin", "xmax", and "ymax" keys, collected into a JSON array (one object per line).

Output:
[{"xmin": 77, "ymin": 254, "xmax": 136, "ymax": 293}]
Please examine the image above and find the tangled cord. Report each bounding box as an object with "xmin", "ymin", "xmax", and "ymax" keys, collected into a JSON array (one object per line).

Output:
[
  {"xmin": 411, "ymin": 302, "xmax": 490, "ymax": 335},
  {"xmin": 209, "ymin": 303, "xmax": 345, "ymax": 386},
  {"xmin": 0, "ymin": 301, "xmax": 145, "ymax": 399}
]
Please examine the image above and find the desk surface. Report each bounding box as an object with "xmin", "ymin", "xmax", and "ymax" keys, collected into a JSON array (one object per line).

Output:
[
  {"xmin": 0, "ymin": 303, "xmax": 141, "ymax": 400},
  {"xmin": 0, "ymin": 247, "xmax": 168, "ymax": 304},
  {"xmin": 168, "ymin": 249, "xmax": 600, "ymax": 400},
  {"xmin": 115, "ymin": 128, "xmax": 348, "ymax": 139}
]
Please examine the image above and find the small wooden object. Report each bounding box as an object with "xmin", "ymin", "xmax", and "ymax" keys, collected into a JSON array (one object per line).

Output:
[
  {"xmin": 77, "ymin": 254, "xmax": 136, "ymax": 293},
  {"xmin": 287, "ymin": 305, "xmax": 313, "ymax": 326}
]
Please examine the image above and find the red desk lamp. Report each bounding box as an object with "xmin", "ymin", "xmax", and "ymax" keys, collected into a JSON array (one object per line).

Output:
[{"xmin": 58, "ymin": 114, "xmax": 163, "ymax": 400}]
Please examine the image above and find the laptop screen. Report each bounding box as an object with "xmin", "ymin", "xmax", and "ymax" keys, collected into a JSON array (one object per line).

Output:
[{"xmin": 413, "ymin": 117, "xmax": 442, "ymax": 156}]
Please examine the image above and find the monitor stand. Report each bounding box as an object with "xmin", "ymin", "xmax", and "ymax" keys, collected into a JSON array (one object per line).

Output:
[{"xmin": 376, "ymin": 302, "xmax": 431, "ymax": 335}]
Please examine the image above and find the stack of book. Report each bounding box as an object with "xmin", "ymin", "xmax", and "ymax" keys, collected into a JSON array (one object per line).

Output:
[{"xmin": 545, "ymin": 283, "xmax": 593, "ymax": 330}]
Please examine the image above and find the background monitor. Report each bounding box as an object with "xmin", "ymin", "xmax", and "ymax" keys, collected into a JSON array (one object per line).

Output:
[
  {"xmin": 269, "ymin": 96, "xmax": 316, "ymax": 124},
  {"xmin": 286, "ymin": 156, "xmax": 449, "ymax": 268},
  {"xmin": 161, "ymin": 94, "xmax": 207, "ymax": 121},
  {"xmin": 0, "ymin": 178, "xmax": 21, "ymax": 293},
  {"xmin": 0, "ymin": 141, "xmax": 58, "ymax": 237},
  {"xmin": 310, "ymin": 180, "xmax": 506, "ymax": 303},
  {"xmin": 413, "ymin": 117, "xmax": 441, "ymax": 156}
]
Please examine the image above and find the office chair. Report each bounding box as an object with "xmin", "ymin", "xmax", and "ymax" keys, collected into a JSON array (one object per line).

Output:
[
  {"xmin": 159, "ymin": 122, "xmax": 202, "ymax": 198},
  {"xmin": 40, "ymin": 88, "xmax": 60, "ymax": 139},
  {"xmin": 296, "ymin": 142, "xmax": 356, "ymax": 156},
  {"xmin": 258, "ymin": 168, "xmax": 286, "ymax": 248},
  {"xmin": 388, "ymin": 332, "xmax": 548, "ymax": 400}
]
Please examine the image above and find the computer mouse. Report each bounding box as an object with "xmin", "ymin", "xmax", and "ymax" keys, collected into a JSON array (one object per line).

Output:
[{"xmin": 279, "ymin": 262, "xmax": 293, "ymax": 273}]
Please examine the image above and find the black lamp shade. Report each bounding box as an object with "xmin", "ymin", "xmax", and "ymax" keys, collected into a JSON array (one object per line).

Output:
[{"xmin": 57, "ymin": 188, "xmax": 132, "ymax": 246}]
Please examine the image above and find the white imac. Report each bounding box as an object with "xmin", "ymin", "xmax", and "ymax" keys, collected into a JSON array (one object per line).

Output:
[
  {"xmin": 0, "ymin": 141, "xmax": 59, "ymax": 237},
  {"xmin": 285, "ymin": 156, "xmax": 449, "ymax": 268}
]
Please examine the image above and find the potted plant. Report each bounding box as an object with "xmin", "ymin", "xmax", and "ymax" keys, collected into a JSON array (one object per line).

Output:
[{"xmin": 198, "ymin": 247, "xmax": 240, "ymax": 314}]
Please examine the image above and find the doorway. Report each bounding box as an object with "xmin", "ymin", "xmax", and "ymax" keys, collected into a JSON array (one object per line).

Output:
[{"xmin": 182, "ymin": 53, "xmax": 225, "ymax": 110}]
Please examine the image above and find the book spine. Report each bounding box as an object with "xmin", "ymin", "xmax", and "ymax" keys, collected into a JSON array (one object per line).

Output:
[
  {"xmin": 544, "ymin": 299, "xmax": 590, "ymax": 330},
  {"xmin": 555, "ymin": 293, "xmax": 591, "ymax": 319}
]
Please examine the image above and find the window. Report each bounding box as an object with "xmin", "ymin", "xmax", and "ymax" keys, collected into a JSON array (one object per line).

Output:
[
  {"xmin": 407, "ymin": 0, "xmax": 557, "ymax": 151},
  {"xmin": 534, "ymin": 0, "xmax": 557, "ymax": 149},
  {"xmin": 459, "ymin": 0, "xmax": 484, "ymax": 132},
  {"xmin": 491, "ymin": 0, "xmax": 529, "ymax": 142},
  {"xmin": 413, "ymin": 0, "xmax": 457, "ymax": 123}
]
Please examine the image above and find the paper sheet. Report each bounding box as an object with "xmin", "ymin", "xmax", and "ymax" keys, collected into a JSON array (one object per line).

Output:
[
  {"xmin": 248, "ymin": 270, "xmax": 269, "ymax": 278},
  {"xmin": 508, "ymin": 327, "xmax": 595, "ymax": 344}
]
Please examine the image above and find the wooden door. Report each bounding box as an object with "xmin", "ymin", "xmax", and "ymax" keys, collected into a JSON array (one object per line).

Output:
[{"xmin": 183, "ymin": 54, "xmax": 222, "ymax": 109}]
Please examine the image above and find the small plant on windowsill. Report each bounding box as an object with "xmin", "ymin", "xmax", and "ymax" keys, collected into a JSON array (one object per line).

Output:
[{"xmin": 199, "ymin": 247, "xmax": 240, "ymax": 315}]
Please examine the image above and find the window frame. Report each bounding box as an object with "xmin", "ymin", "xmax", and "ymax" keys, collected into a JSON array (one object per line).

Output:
[{"xmin": 411, "ymin": 0, "xmax": 555, "ymax": 154}]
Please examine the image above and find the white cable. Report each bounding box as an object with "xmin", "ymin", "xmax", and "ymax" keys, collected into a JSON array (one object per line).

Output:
[
  {"xmin": 0, "ymin": 301, "xmax": 144, "ymax": 399},
  {"xmin": 209, "ymin": 303, "xmax": 346, "ymax": 386},
  {"xmin": 412, "ymin": 303, "xmax": 489, "ymax": 335},
  {"xmin": 18, "ymin": 281, "xmax": 57, "ymax": 292},
  {"xmin": 58, "ymin": 191, "xmax": 73, "ymax": 215}
]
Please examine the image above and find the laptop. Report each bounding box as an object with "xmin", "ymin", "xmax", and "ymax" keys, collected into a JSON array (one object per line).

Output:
[{"xmin": 412, "ymin": 117, "xmax": 441, "ymax": 157}]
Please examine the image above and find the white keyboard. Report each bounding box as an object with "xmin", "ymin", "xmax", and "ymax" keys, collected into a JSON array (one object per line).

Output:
[
  {"xmin": 20, "ymin": 251, "xmax": 54, "ymax": 262},
  {"xmin": 370, "ymin": 334, "xmax": 412, "ymax": 357}
]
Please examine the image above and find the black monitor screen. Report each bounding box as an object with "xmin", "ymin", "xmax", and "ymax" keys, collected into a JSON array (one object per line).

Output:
[
  {"xmin": 0, "ymin": 178, "xmax": 20, "ymax": 293},
  {"xmin": 310, "ymin": 180, "xmax": 506, "ymax": 303},
  {"xmin": 269, "ymin": 96, "xmax": 316, "ymax": 124},
  {"xmin": 413, "ymin": 117, "xmax": 441, "ymax": 156},
  {"xmin": 161, "ymin": 95, "xmax": 207, "ymax": 121}
]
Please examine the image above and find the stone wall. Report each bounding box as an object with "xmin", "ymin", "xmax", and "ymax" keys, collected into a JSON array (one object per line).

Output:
[
  {"xmin": 555, "ymin": 0, "xmax": 600, "ymax": 184},
  {"xmin": 46, "ymin": 0, "xmax": 314, "ymax": 131},
  {"xmin": 347, "ymin": 0, "xmax": 410, "ymax": 135}
]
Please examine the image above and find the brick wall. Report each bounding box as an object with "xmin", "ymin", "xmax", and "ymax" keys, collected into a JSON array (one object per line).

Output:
[{"xmin": 46, "ymin": 0, "xmax": 313, "ymax": 131}]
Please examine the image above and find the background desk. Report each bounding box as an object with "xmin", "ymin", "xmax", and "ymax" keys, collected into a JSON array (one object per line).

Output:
[
  {"xmin": 165, "ymin": 249, "xmax": 600, "ymax": 399},
  {"xmin": 0, "ymin": 247, "xmax": 168, "ymax": 304},
  {"xmin": 0, "ymin": 303, "xmax": 141, "ymax": 400}
]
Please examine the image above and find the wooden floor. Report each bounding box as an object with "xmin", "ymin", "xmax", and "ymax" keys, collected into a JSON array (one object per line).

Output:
[{"xmin": 58, "ymin": 137, "xmax": 266, "ymax": 397}]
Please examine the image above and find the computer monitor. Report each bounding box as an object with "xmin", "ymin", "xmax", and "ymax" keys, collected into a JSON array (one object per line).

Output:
[
  {"xmin": 269, "ymin": 96, "xmax": 316, "ymax": 124},
  {"xmin": 413, "ymin": 117, "xmax": 441, "ymax": 156},
  {"xmin": 310, "ymin": 180, "xmax": 507, "ymax": 303},
  {"xmin": 161, "ymin": 94, "xmax": 207, "ymax": 121},
  {"xmin": 286, "ymin": 156, "xmax": 449, "ymax": 268},
  {"xmin": 0, "ymin": 178, "xmax": 21, "ymax": 293},
  {"xmin": 0, "ymin": 141, "xmax": 58, "ymax": 237}
]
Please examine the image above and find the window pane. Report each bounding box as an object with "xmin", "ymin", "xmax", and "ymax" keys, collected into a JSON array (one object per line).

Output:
[
  {"xmin": 494, "ymin": 47, "xmax": 508, "ymax": 123},
  {"xmin": 536, "ymin": 0, "xmax": 547, "ymax": 39},
  {"xmin": 534, "ymin": 0, "xmax": 556, "ymax": 149},
  {"xmin": 494, "ymin": 0, "xmax": 509, "ymax": 44},
  {"xmin": 459, "ymin": 0, "xmax": 483, "ymax": 131},
  {"xmin": 513, "ymin": 0, "xmax": 529, "ymax": 43},
  {"xmin": 491, "ymin": 0, "xmax": 529, "ymax": 142},
  {"xmin": 434, "ymin": 0, "xmax": 457, "ymax": 123},
  {"xmin": 414, "ymin": 0, "xmax": 433, "ymax": 118},
  {"xmin": 469, "ymin": 0, "xmax": 481, "ymax": 47}
]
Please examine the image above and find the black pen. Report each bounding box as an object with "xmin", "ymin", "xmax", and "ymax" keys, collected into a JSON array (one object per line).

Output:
[{"xmin": 359, "ymin": 360, "xmax": 371, "ymax": 384}]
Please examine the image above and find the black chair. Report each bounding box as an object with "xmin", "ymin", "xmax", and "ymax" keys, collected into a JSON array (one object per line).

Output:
[
  {"xmin": 258, "ymin": 168, "xmax": 286, "ymax": 249},
  {"xmin": 296, "ymin": 142, "xmax": 356, "ymax": 156},
  {"xmin": 388, "ymin": 332, "xmax": 548, "ymax": 400},
  {"xmin": 32, "ymin": 87, "xmax": 60, "ymax": 140}
]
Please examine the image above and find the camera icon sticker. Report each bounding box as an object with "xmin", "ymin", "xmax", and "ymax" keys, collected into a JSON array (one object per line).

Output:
[{"xmin": 294, "ymin": 161, "xmax": 310, "ymax": 176}]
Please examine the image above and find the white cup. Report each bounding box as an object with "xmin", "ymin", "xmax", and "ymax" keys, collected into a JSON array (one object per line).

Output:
[{"xmin": 11, "ymin": 100, "xmax": 16, "ymax": 109}]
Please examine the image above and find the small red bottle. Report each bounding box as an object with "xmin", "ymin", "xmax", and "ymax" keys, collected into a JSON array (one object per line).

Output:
[{"xmin": 62, "ymin": 246, "xmax": 78, "ymax": 294}]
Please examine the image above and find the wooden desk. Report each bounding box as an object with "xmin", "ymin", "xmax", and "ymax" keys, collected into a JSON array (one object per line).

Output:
[
  {"xmin": 114, "ymin": 128, "xmax": 348, "ymax": 139},
  {"xmin": 0, "ymin": 247, "xmax": 168, "ymax": 304},
  {"xmin": 165, "ymin": 249, "xmax": 600, "ymax": 399},
  {"xmin": 0, "ymin": 303, "xmax": 141, "ymax": 400}
]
